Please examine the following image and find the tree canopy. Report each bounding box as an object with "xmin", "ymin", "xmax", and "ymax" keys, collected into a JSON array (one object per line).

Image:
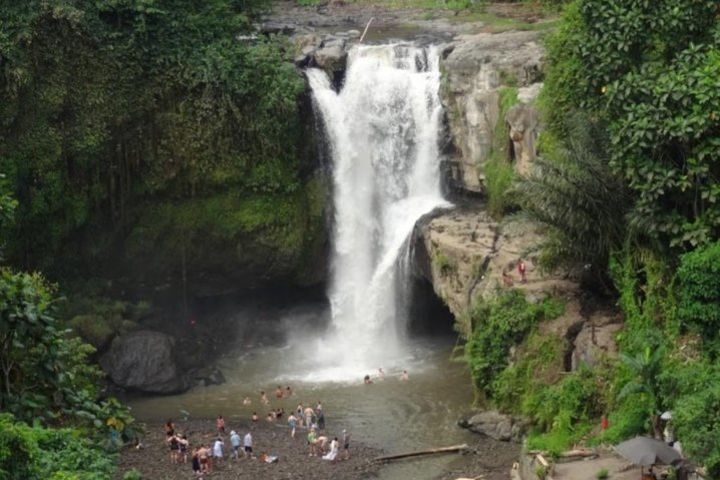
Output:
[
  {"xmin": 542, "ymin": 0, "xmax": 720, "ymax": 250},
  {"xmin": 0, "ymin": 0, "xmax": 307, "ymax": 277}
]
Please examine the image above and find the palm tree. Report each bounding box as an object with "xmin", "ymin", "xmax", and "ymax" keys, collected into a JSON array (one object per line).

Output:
[
  {"xmin": 617, "ymin": 346, "xmax": 666, "ymax": 439},
  {"xmin": 514, "ymin": 113, "xmax": 629, "ymax": 290}
]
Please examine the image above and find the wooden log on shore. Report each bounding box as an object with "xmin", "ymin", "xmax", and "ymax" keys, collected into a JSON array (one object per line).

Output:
[
  {"xmin": 375, "ymin": 444, "xmax": 469, "ymax": 462},
  {"xmin": 560, "ymin": 449, "xmax": 594, "ymax": 458},
  {"xmin": 527, "ymin": 449, "xmax": 595, "ymax": 459}
]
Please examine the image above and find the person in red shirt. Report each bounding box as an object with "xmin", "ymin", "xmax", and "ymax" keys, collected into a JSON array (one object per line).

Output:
[{"xmin": 518, "ymin": 259, "xmax": 527, "ymax": 283}]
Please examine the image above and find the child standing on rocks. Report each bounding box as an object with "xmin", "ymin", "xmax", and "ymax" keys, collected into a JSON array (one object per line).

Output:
[{"xmin": 216, "ymin": 415, "xmax": 225, "ymax": 435}]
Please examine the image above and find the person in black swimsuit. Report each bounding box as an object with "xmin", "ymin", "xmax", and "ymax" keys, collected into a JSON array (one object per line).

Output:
[
  {"xmin": 168, "ymin": 435, "xmax": 180, "ymax": 463},
  {"xmin": 191, "ymin": 447, "xmax": 201, "ymax": 476}
]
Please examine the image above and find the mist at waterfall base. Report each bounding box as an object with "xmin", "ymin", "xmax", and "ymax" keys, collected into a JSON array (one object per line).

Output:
[{"xmin": 298, "ymin": 44, "xmax": 452, "ymax": 382}]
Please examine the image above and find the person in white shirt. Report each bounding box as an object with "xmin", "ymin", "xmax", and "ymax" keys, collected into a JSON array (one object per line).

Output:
[
  {"xmin": 243, "ymin": 431, "xmax": 253, "ymax": 458},
  {"xmin": 212, "ymin": 437, "xmax": 224, "ymax": 461},
  {"xmin": 323, "ymin": 437, "xmax": 339, "ymax": 462}
]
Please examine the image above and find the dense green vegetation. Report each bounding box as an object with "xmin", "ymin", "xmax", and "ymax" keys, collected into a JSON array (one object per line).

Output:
[
  {"xmin": 464, "ymin": 290, "xmax": 563, "ymax": 399},
  {"xmin": 0, "ymin": 414, "xmax": 117, "ymax": 480},
  {"xmin": 0, "ymin": 0, "xmax": 323, "ymax": 292},
  {"xmin": 484, "ymin": 86, "xmax": 519, "ymax": 218},
  {"xmin": 0, "ymin": 195, "xmax": 136, "ymax": 477},
  {"xmin": 0, "ymin": 1, "xmax": 316, "ymax": 477},
  {"xmin": 459, "ymin": 0, "xmax": 720, "ymax": 474}
]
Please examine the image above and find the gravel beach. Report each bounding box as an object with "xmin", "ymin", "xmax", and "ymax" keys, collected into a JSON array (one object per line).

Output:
[{"xmin": 116, "ymin": 419, "xmax": 381, "ymax": 480}]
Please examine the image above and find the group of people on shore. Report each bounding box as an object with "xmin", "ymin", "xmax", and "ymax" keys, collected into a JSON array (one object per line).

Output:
[{"xmin": 162, "ymin": 388, "xmax": 351, "ymax": 477}]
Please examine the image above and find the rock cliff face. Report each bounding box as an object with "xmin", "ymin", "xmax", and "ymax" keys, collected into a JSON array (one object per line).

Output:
[
  {"xmin": 413, "ymin": 210, "xmax": 579, "ymax": 337},
  {"xmin": 439, "ymin": 31, "xmax": 544, "ymax": 194},
  {"xmin": 412, "ymin": 31, "xmax": 620, "ymax": 368},
  {"xmin": 413, "ymin": 204, "xmax": 622, "ymax": 374}
]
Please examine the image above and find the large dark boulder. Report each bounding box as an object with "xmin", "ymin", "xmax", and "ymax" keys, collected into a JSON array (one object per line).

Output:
[
  {"xmin": 459, "ymin": 410, "xmax": 527, "ymax": 442},
  {"xmin": 100, "ymin": 330, "xmax": 190, "ymax": 394}
]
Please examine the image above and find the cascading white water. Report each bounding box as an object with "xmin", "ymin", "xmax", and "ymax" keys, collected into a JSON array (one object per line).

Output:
[{"xmin": 307, "ymin": 44, "xmax": 450, "ymax": 381}]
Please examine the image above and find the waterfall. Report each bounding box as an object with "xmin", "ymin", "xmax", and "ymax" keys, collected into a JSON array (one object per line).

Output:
[{"xmin": 307, "ymin": 44, "xmax": 450, "ymax": 380}]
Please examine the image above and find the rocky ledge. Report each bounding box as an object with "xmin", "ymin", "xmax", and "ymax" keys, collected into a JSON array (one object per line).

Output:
[
  {"xmin": 411, "ymin": 204, "xmax": 622, "ymax": 373},
  {"xmin": 440, "ymin": 30, "xmax": 544, "ymax": 194}
]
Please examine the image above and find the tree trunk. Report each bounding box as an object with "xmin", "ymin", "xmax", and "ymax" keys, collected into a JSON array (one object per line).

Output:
[{"xmin": 375, "ymin": 444, "xmax": 468, "ymax": 462}]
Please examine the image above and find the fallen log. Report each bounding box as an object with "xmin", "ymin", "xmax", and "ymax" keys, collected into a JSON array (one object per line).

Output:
[
  {"xmin": 527, "ymin": 449, "xmax": 595, "ymax": 458},
  {"xmin": 375, "ymin": 444, "xmax": 469, "ymax": 462},
  {"xmin": 560, "ymin": 449, "xmax": 594, "ymax": 458}
]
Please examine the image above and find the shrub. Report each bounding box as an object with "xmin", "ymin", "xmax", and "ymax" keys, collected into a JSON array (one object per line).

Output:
[
  {"xmin": 464, "ymin": 290, "xmax": 564, "ymax": 398},
  {"xmin": 541, "ymin": 0, "xmax": 720, "ymax": 249},
  {"xmin": 677, "ymin": 242, "xmax": 720, "ymax": 346},
  {"xmin": 484, "ymin": 87, "xmax": 518, "ymax": 218},
  {"xmin": 515, "ymin": 114, "xmax": 628, "ymax": 277},
  {"xmin": 674, "ymin": 378, "xmax": 720, "ymax": 477},
  {"xmin": 0, "ymin": 414, "xmax": 116, "ymax": 480},
  {"xmin": 492, "ymin": 332, "xmax": 565, "ymax": 414},
  {"xmin": 596, "ymin": 468, "xmax": 609, "ymax": 480},
  {"xmin": 596, "ymin": 395, "xmax": 651, "ymax": 446},
  {"xmin": 123, "ymin": 469, "xmax": 142, "ymax": 480}
]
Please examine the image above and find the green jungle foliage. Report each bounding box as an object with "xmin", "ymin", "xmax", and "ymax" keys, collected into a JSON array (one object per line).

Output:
[
  {"xmin": 471, "ymin": 2, "xmax": 720, "ymax": 472},
  {"xmin": 542, "ymin": 0, "xmax": 720, "ymax": 250},
  {"xmin": 484, "ymin": 86, "xmax": 518, "ymax": 218},
  {"xmin": 0, "ymin": 264, "xmax": 134, "ymax": 478},
  {"xmin": 677, "ymin": 242, "xmax": 720, "ymax": 349},
  {"xmin": 0, "ymin": 0, "xmax": 314, "ymax": 283},
  {"xmin": 0, "ymin": 269, "xmax": 137, "ymax": 441},
  {"xmin": 0, "ymin": 414, "xmax": 116, "ymax": 480},
  {"xmin": 463, "ymin": 290, "xmax": 564, "ymax": 400},
  {"xmin": 516, "ymin": 114, "xmax": 628, "ymax": 276}
]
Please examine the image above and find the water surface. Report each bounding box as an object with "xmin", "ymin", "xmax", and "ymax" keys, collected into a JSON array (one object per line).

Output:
[{"xmin": 127, "ymin": 329, "xmax": 479, "ymax": 480}]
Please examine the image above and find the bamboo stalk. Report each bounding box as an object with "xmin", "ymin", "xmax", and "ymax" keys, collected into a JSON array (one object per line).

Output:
[{"xmin": 359, "ymin": 17, "xmax": 374, "ymax": 43}]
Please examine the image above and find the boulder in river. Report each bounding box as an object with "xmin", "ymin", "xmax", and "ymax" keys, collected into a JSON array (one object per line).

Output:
[
  {"xmin": 100, "ymin": 330, "xmax": 190, "ymax": 394},
  {"xmin": 459, "ymin": 410, "xmax": 527, "ymax": 442},
  {"xmin": 312, "ymin": 44, "xmax": 348, "ymax": 74},
  {"xmin": 189, "ymin": 366, "xmax": 227, "ymax": 387}
]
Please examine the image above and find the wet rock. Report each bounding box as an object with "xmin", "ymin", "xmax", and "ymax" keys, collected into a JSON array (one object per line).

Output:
[
  {"xmin": 459, "ymin": 410, "xmax": 527, "ymax": 442},
  {"xmin": 505, "ymin": 103, "xmax": 539, "ymax": 176},
  {"xmin": 571, "ymin": 312, "xmax": 623, "ymax": 370},
  {"xmin": 320, "ymin": 35, "xmax": 347, "ymax": 50},
  {"xmin": 294, "ymin": 33, "xmax": 323, "ymax": 51},
  {"xmin": 312, "ymin": 44, "xmax": 348, "ymax": 74},
  {"xmin": 439, "ymin": 31, "xmax": 544, "ymax": 194},
  {"xmin": 190, "ymin": 366, "xmax": 226, "ymax": 387},
  {"xmin": 100, "ymin": 330, "xmax": 190, "ymax": 394},
  {"xmin": 260, "ymin": 21, "xmax": 296, "ymax": 35},
  {"xmin": 413, "ymin": 212, "xmax": 579, "ymax": 336}
]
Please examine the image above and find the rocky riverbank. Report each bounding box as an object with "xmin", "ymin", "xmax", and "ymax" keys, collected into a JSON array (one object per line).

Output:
[{"xmin": 116, "ymin": 419, "xmax": 380, "ymax": 480}]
